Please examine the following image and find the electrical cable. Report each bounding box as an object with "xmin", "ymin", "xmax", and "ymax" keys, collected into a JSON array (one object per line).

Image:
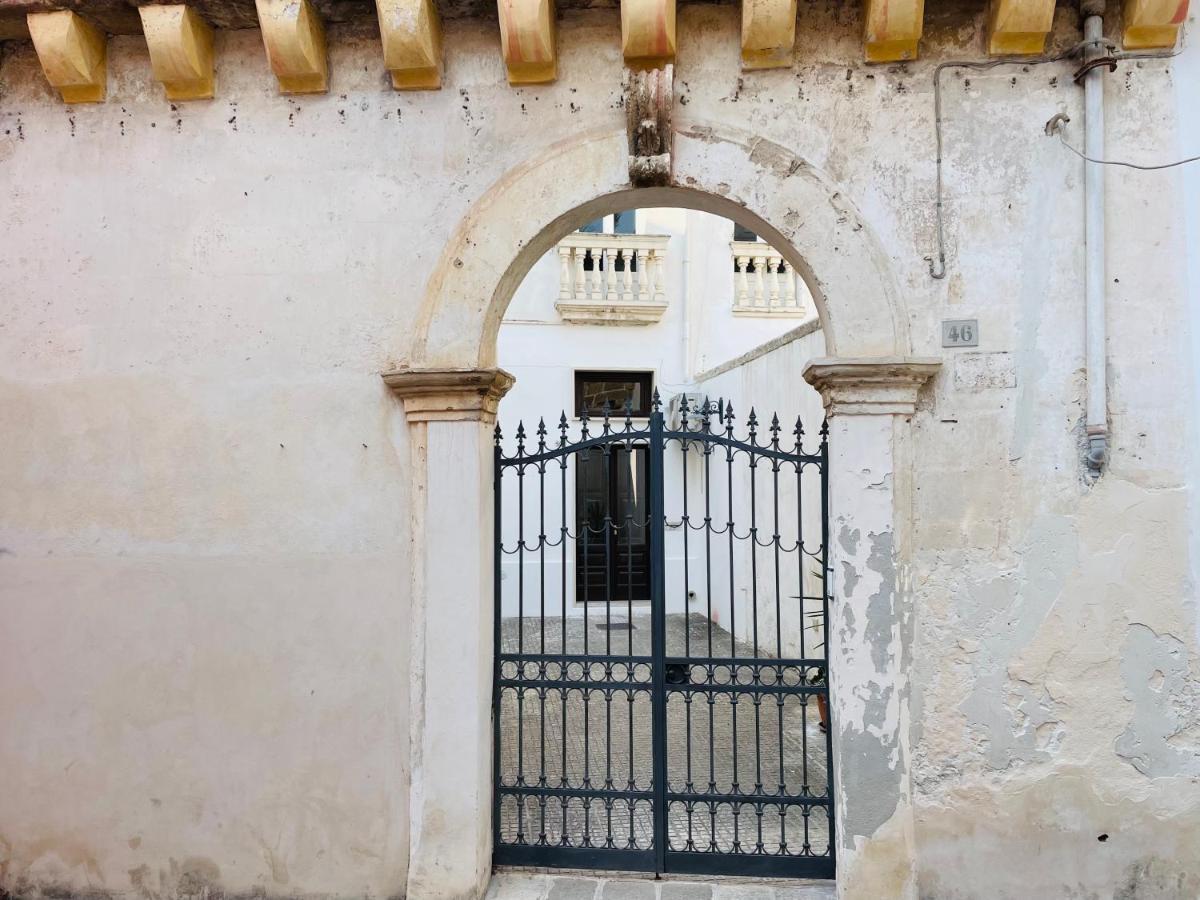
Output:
[
  {"xmin": 927, "ymin": 37, "xmax": 1186, "ymax": 279},
  {"xmin": 1052, "ymin": 127, "xmax": 1200, "ymax": 170}
]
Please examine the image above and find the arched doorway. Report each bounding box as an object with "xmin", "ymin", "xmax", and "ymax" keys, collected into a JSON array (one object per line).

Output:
[
  {"xmin": 491, "ymin": 204, "xmax": 833, "ymax": 878},
  {"xmin": 386, "ymin": 125, "xmax": 939, "ymax": 900}
]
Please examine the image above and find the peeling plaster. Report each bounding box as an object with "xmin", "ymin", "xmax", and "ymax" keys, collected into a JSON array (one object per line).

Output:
[
  {"xmin": 1115, "ymin": 623, "xmax": 1200, "ymax": 777},
  {"xmin": 865, "ymin": 530, "xmax": 896, "ymax": 675},
  {"xmin": 958, "ymin": 517, "xmax": 1077, "ymax": 771}
]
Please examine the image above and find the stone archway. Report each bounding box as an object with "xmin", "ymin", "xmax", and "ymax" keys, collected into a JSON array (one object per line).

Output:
[
  {"xmin": 386, "ymin": 124, "xmax": 939, "ymax": 900},
  {"xmin": 410, "ymin": 124, "xmax": 907, "ymax": 370}
]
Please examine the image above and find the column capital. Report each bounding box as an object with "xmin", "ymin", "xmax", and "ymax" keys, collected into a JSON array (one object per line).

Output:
[
  {"xmin": 803, "ymin": 356, "xmax": 940, "ymax": 416},
  {"xmin": 382, "ymin": 367, "xmax": 515, "ymax": 422}
]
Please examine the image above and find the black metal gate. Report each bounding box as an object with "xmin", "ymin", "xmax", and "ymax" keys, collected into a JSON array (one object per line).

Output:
[{"xmin": 493, "ymin": 393, "xmax": 833, "ymax": 879}]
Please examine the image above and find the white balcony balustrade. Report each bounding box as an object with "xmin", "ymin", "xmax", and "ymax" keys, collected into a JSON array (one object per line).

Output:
[
  {"xmin": 555, "ymin": 232, "xmax": 670, "ymax": 325},
  {"xmin": 731, "ymin": 241, "xmax": 812, "ymax": 317}
]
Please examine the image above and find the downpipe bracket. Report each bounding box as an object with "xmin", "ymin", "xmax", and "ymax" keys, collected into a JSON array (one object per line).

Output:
[{"xmin": 1086, "ymin": 430, "xmax": 1109, "ymax": 477}]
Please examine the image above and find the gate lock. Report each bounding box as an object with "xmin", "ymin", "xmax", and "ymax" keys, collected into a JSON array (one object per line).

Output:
[{"xmin": 665, "ymin": 662, "xmax": 691, "ymax": 684}]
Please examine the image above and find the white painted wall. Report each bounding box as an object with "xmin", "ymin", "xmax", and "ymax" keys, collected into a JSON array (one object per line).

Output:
[
  {"xmin": 693, "ymin": 327, "xmax": 828, "ymax": 659},
  {"xmin": 0, "ymin": 4, "xmax": 1197, "ymax": 898}
]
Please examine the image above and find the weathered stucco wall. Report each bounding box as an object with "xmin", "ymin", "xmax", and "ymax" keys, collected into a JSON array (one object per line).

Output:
[{"xmin": 1, "ymin": 1, "xmax": 1197, "ymax": 898}]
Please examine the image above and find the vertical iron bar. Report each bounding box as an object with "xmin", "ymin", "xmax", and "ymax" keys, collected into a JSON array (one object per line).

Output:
[
  {"xmin": 680, "ymin": 436, "xmax": 695, "ymax": 848},
  {"xmin": 796, "ymin": 439, "xmax": 810, "ymax": 805},
  {"xmin": 560, "ymin": 424, "xmax": 569, "ymax": 798},
  {"xmin": 516, "ymin": 443, "xmax": 526, "ymax": 843},
  {"xmin": 605, "ymin": 442, "xmax": 613, "ymax": 657},
  {"xmin": 725, "ymin": 424, "xmax": 739, "ymax": 796},
  {"xmin": 649, "ymin": 404, "xmax": 668, "ymax": 873},
  {"xmin": 821, "ymin": 423, "xmax": 835, "ymax": 865},
  {"xmin": 492, "ymin": 437, "xmax": 503, "ymax": 850},
  {"xmin": 538, "ymin": 443, "xmax": 547, "ymax": 811}
]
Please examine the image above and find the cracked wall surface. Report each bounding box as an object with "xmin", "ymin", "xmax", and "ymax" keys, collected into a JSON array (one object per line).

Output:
[{"xmin": 1, "ymin": 2, "xmax": 1198, "ymax": 899}]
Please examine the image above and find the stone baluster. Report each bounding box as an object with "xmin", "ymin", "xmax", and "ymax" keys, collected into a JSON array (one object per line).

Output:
[
  {"xmin": 782, "ymin": 258, "xmax": 797, "ymax": 309},
  {"xmin": 605, "ymin": 246, "xmax": 619, "ymax": 303},
  {"xmin": 590, "ymin": 245, "xmax": 605, "ymax": 302},
  {"xmin": 752, "ymin": 255, "xmax": 765, "ymax": 308},
  {"xmin": 558, "ymin": 245, "xmax": 574, "ymax": 302},
  {"xmin": 766, "ymin": 255, "xmax": 780, "ymax": 308},
  {"xmin": 736, "ymin": 255, "xmax": 750, "ymax": 310},
  {"xmin": 651, "ymin": 249, "xmax": 665, "ymax": 304},
  {"xmin": 622, "ymin": 251, "xmax": 635, "ymax": 302},
  {"xmin": 571, "ymin": 247, "xmax": 584, "ymax": 303}
]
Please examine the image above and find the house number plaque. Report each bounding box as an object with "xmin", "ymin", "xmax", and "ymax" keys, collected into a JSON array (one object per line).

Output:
[{"xmin": 942, "ymin": 319, "xmax": 979, "ymax": 347}]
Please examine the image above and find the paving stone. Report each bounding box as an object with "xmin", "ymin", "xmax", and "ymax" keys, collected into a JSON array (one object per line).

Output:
[
  {"xmin": 659, "ymin": 882, "xmax": 713, "ymax": 900},
  {"xmin": 487, "ymin": 873, "xmax": 551, "ymax": 900},
  {"xmin": 774, "ymin": 886, "xmax": 836, "ymax": 900},
  {"xmin": 601, "ymin": 878, "xmax": 658, "ymax": 900},
  {"xmin": 711, "ymin": 886, "xmax": 773, "ymax": 900},
  {"xmin": 546, "ymin": 877, "xmax": 601, "ymax": 900}
]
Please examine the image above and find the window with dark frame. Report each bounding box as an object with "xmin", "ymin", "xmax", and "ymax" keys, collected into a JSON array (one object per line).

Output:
[
  {"xmin": 574, "ymin": 370, "xmax": 654, "ymax": 418},
  {"xmin": 733, "ymin": 222, "xmax": 759, "ymax": 242}
]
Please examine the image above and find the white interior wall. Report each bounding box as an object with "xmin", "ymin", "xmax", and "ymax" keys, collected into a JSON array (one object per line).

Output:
[{"xmin": 496, "ymin": 209, "xmax": 816, "ymax": 622}]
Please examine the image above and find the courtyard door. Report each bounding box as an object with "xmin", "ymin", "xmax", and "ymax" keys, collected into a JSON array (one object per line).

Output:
[{"xmin": 493, "ymin": 394, "xmax": 834, "ymax": 879}]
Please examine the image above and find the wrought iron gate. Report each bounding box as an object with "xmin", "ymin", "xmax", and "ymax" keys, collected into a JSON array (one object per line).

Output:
[{"xmin": 493, "ymin": 394, "xmax": 833, "ymax": 879}]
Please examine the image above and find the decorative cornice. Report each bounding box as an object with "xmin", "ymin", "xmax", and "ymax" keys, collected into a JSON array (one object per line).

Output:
[
  {"xmin": 255, "ymin": 0, "xmax": 329, "ymax": 94},
  {"xmin": 802, "ymin": 356, "xmax": 940, "ymax": 417},
  {"xmin": 863, "ymin": 0, "xmax": 924, "ymax": 62},
  {"xmin": 1122, "ymin": 0, "xmax": 1190, "ymax": 49},
  {"xmin": 139, "ymin": 5, "xmax": 215, "ymax": 101},
  {"xmin": 498, "ymin": 0, "xmax": 556, "ymax": 84},
  {"xmin": 621, "ymin": 0, "xmax": 676, "ymax": 68},
  {"xmin": 6, "ymin": 1, "xmax": 1184, "ymax": 99},
  {"xmin": 377, "ymin": 0, "xmax": 443, "ymax": 90},
  {"xmin": 986, "ymin": 0, "xmax": 1056, "ymax": 55},
  {"xmin": 741, "ymin": 0, "xmax": 797, "ymax": 69},
  {"xmin": 26, "ymin": 10, "xmax": 107, "ymax": 103},
  {"xmin": 382, "ymin": 367, "xmax": 515, "ymax": 422}
]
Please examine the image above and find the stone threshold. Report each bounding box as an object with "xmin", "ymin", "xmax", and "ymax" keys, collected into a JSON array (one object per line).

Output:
[{"xmin": 487, "ymin": 870, "xmax": 835, "ymax": 900}]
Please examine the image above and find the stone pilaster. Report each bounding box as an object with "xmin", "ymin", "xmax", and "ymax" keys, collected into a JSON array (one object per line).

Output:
[
  {"xmin": 384, "ymin": 367, "xmax": 514, "ymax": 900},
  {"xmin": 803, "ymin": 357, "xmax": 939, "ymax": 900}
]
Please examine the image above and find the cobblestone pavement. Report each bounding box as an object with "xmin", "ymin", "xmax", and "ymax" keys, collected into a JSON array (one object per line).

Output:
[
  {"xmin": 485, "ymin": 872, "xmax": 835, "ymax": 900},
  {"xmin": 497, "ymin": 614, "xmax": 831, "ymax": 858}
]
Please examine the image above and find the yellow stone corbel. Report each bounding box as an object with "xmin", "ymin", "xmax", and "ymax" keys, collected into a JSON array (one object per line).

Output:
[
  {"xmin": 622, "ymin": 0, "xmax": 676, "ymax": 69},
  {"xmin": 1122, "ymin": 0, "xmax": 1189, "ymax": 48},
  {"xmin": 138, "ymin": 5, "xmax": 214, "ymax": 101},
  {"xmin": 863, "ymin": 0, "xmax": 924, "ymax": 62},
  {"xmin": 497, "ymin": 0, "xmax": 556, "ymax": 84},
  {"xmin": 26, "ymin": 10, "xmax": 107, "ymax": 103},
  {"xmin": 986, "ymin": 0, "xmax": 1056, "ymax": 54},
  {"xmin": 741, "ymin": 0, "xmax": 797, "ymax": 69},
  {"xmin": 254, "ymin": 0, "xmax": 328, "ymax": 94},
  {"xmin": 376, "ymin": 0, "xmax": 442, "ymax": 89}
]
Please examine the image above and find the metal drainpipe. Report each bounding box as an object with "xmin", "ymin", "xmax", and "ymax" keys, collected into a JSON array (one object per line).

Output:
[{"xmin": 1082, "ymin": 4, "xmax": 1109, "ymax": 477}]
